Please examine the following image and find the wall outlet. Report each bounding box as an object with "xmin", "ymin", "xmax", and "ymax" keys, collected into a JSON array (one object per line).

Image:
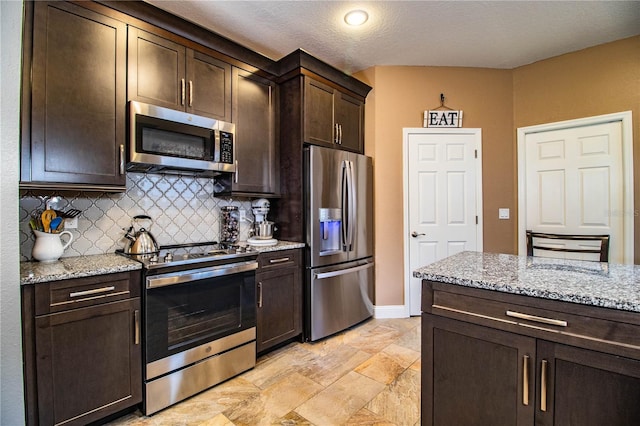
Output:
[
  {"xmin": 498, "ymin": 208, "xmax": 510, "ymax": 220},
  {"xmin": 65, "ymin": 217, "xmax": 78, "ymax": 229}
]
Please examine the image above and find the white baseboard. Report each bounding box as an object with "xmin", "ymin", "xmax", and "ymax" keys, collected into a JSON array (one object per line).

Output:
[{"xmin": 373, "ymin": 305, "xmax": 410, "ymax": 319}]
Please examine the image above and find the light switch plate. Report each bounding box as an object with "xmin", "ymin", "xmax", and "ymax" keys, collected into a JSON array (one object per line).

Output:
[{"xmin": 498, "ymin": 208, "xmax": 510, "ymax": 220}]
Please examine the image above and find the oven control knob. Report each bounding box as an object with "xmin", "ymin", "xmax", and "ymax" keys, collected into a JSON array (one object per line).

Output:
[
  {"xmin": 164, "ymin": 252, "xmax": 174, "ymax": 262},
  {"xmin": 149, "ymin": 253, "xmax": 159, "ymax": 263}
]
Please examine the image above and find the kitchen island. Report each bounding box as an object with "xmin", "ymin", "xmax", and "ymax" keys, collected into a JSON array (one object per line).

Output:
[{"xmin": 415, "ymin": 251, "xmax": 640, "ymax": 426}]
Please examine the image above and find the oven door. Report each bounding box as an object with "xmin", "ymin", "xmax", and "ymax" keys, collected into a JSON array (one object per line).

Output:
[{"xmin": 144, "ymin": 261, "xmax": 257, "ymax": 368}]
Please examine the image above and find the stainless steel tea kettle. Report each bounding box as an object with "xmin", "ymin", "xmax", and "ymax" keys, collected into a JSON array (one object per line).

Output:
[{"xmin": 123, "ymin": 215, "xmax": 159, "ymax": 255}]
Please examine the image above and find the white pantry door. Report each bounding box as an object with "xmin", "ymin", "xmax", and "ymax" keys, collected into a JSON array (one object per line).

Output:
[
  {"xmin": 403, "ymin": 128, "xmax": 483, "ymax": 316},
  {"xmin": 523, "ymin": 121, "xmax": 625, "ymax": 263}
]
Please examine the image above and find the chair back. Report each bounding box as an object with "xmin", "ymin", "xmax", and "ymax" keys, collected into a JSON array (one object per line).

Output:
[{"xmin": 525, "ymin": 230, "xmax": 609, "ymax": 262}]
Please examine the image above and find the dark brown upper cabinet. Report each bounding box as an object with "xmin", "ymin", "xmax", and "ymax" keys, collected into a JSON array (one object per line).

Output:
[
  {"xmin": 216, "ymin": 68, "xmax": 278, "ymax": 197},
  {"xmin": 127, "ymin": 27, "xmax": 231, "ymax": 122},
  {"xmin": 21, "ymin": 1, "xmax": 127, "ymax": 191},
  {"xmin": 304, "ymin": 77, "xmax": 364, "ymax": 153}
]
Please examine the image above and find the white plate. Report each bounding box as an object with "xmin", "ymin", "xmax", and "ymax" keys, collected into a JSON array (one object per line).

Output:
[{"xmin": 247, "ymin": 237, "xmax": 278, "ymax": 246}]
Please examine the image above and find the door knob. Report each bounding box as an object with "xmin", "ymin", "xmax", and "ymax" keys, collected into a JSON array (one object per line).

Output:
[{"xmin": 411, "ymin": 231, "xmax": 426, "ymax": 238}]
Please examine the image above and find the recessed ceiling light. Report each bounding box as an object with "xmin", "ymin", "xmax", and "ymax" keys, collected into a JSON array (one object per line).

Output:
[{"xmin": 344, "ymin": 10, "xmax": 368, "ymax": 26}]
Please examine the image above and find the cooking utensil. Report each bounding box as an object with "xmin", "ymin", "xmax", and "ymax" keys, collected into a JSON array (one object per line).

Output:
[
  {"xmin": 41, "ymin": 210, "xmax": 57, "ymax": 233},
  {"xmin": 123, "ymin": 215, "xmax": 159, "ymax": 255},
  {"xmin": 50, "ymin": 217, "xmax": 63, "ymax": 233}
]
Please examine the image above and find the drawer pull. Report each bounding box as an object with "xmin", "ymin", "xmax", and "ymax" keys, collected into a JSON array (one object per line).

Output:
[
  {"xmin": 523, "ymin": 355, "xmax": 530, "ymax": 406},
  {"xmin": 69, "ymin": 286, "xmax": 116, "ymax": 298},
  {"xmin": 506, "ymin": 310, "xmax": 567, "ymax": 327},
  {"xmin": 541, "ymin": 359, "xmax": 548, "ymax": 412},
  {"xmin": 257, "ymin": 282, "xmax": 263, "ymax": 308},
  {"xmin": 269, "ymin": 257, "xmax": 290, "ymax": 264}
]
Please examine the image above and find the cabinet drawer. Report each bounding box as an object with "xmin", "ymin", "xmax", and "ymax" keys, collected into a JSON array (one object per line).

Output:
[
  {"xmin": 35, "ymin": 271, "xmax": 138, "ymax": 315},
  {"xmin": 427, "ymin": 284, "xmax": 640, "ymax": 354},
  {"xmin": 258, "ymin": 249, "xmax": 301, "ymax": 270}
]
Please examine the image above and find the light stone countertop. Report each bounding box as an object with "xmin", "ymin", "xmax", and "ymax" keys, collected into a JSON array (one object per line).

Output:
[
  {"xmin": 20, "ymin": 241, "xmax": 305, "ymax": 285},
  {"xmin": 20, "ymin": 253, "xmax": 142, "ymax": 285},
  {"xmin": 414, "ymin": 251, "xmax": 640, "ymax": 313},
  {"xmin": 247, "ymin": 240, "xmax": 305, "ymax": 253}
]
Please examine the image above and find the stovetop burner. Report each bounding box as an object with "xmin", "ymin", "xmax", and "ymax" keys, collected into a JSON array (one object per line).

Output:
[{"xmin": 117, "ymin": 241, "xmax": 257, "ymax": 270}]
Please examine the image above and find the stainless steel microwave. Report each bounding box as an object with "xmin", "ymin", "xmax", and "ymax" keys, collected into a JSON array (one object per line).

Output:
[{"xmin": 128, "ymin": 101, "xmax": 235, "ymax": 176}]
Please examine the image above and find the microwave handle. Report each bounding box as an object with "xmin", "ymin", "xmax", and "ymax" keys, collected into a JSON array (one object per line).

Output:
[{"xmin": 235, "ymin": 160, "xmax": 239, "ymax": 184}]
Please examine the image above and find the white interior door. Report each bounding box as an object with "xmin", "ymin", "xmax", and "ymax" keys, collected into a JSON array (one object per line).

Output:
[
  {"xmin": 403, "ymin": 128, "xmax": 483, "ymax": 316},
  {"xmin": 522, "ymin": 120, "xmax": 628, "ymax": 263}
]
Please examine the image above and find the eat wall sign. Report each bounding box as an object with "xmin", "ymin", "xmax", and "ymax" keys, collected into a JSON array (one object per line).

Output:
[{"xmin": 423, "ymin": 110, "xmax": 463, "ymax": 128}]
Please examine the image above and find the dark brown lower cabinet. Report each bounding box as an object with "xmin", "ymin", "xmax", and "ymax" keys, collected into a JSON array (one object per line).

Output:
[
  {"xmin": 22, "ymin": 272, "xmax": 142, "ymax": 425},
  {"xmin": 424, "ymin": 315, "xmax": 535, "ymax": 426},
  {"xmin": 421, "ymin": 280, "xmax": 640, "ymax": 426},
  {"xmin": 256, "ymin": 249, "xmax": 302, "ymax": 353}
]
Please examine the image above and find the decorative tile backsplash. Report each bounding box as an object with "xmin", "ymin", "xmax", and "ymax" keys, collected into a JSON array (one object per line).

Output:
[{"xmin": 19, "ymin": 173, "xmax": 254, "ymax": 261}]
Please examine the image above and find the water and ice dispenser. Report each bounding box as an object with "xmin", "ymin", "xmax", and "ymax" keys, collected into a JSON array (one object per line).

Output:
[{"xmin": 318, "ymin": 208, "xmax": 342, "ymax": 255}]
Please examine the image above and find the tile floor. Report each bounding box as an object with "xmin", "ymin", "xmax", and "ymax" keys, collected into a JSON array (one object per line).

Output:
[{"xmin": 108, "ymin": 317, "xmax": 421, "ymax": 426}]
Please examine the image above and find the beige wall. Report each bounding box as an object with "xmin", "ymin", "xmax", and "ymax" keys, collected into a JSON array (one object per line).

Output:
[
  {"xmin": 356, "ymin": 66, "xmax": 513, "ymax": 305},
  {"xmin": 514, "ymin": 35, "xmax": 640, "ymax": 263},
  {"xmin": 355, "ymin": 35, "xmax": 640, "ymax": 307}
]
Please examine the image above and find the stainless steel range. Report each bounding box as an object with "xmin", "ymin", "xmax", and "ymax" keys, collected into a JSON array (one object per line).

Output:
[{"xmin": 120, "ymin": 242, "xmax": 258, "ymax": 415}]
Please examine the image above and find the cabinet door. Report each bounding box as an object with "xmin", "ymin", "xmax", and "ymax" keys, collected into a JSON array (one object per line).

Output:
[
  {"xmin": 231, "ymin": 68, "xmax": 278, "ymax": 194},
  {"xmin": 127, "ymin": 27, "xmax": 186, "ymax": 109},
  {"xmin": 35, "ymin": 298, "xmax": 142, "ymax": 426},
  {"xmin": 187, "ymin": 50, "xmax": 232, "ymax": 121},
  {"xmin": 536, "ymin": 340, "xmax": 640, "ymax": 426},
  {"xmin": 256, "ymin": 251, "xmax": 302, "ymax": 352},
  {"xmin": 28, "ymin": 1, "xmax": 126, "ymax": 188},
  {"xmin": 303, "ymin": 78, "xmax": 335, "ymax": 147},
  {"xmin": 335, "ymin": 92, "xmax": 364, "ymax": 153},
  {"xmin": 422, "ymin": 314, "xmax": 535, "ymax": 426}
]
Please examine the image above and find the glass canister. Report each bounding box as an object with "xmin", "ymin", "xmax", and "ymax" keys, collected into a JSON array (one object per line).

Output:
[{"xmin": 220, "ymin": 206, "xmax": 239, "ymax": 244}]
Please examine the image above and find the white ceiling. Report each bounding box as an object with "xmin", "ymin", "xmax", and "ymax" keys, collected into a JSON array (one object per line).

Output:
[{"xmin": 145, "ymin": 0, "xmax": 640, "ymax": 74}]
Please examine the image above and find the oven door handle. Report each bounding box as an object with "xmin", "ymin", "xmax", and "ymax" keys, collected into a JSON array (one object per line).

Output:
[{"xmin": 146, "ymin": 261, "xmax": 258, "ymax": 289}]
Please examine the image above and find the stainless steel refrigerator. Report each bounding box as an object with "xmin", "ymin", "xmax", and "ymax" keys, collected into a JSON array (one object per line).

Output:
[{"xmin": 304, "ymin": 145, "xmax": 374, "ymax": 341}]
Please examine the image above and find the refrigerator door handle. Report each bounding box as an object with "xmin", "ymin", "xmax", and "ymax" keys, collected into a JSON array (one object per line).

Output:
[
  {"xmin": 347, "ymin": 160, "xmax": 356, "ymax": 251},
  {"xmin": 314, "ymin": 262, "xmax": 374, "ymax": 280},
  {"xmin": 341, "ymin": 160, "xmax": 349, "ymax": 250}
]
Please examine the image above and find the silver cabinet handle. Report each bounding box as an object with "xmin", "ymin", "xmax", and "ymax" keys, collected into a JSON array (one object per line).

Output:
[
  {"xmin": 339, "ymin": 123, "xmax": 343, "ymax": 144},
  {"xmin": 269, "ymin": 257, "xmax": 290, "ymax": 264},
  {"xmin": 134, "ymin": 309, "xmax": 140, "ymax": 345},
  {"xmin": 69, "ymin": 286, "xmax": 116, "ymax": 298},
  {"xmin": 523, "ymin": 355, "xmax": 530, "ymax": 406},
  {"xmin": 189, "ymin": 80, "xmax": 193, "ymax": 107},
  {"xmin": 119, "ymin": 144, "xmax": 125, "ymax": 175},
  {"xmin": 234, "ymin": 160, "xmax": 239, "ymax": 184},
  {"xmin": 411, "ymin": 231, "xmax": 426, "ymax": 238},
  {"xmin": 257, "ymin": 282, "xmax": 263, "ymax": 308},
  {"xmin": 506, "ymin": 310, "xmax": 568, "ymax": 327},
  {"xmin": 181, "ymin": 78, "xmax": 186, "ymax": 106},
  {"xmin": 540, "ymin": 359, "xmax": 548, "ymax": 412},
  {"xmin": 334, "ymin": 123, "xmax": 339, "ymax": 144}
]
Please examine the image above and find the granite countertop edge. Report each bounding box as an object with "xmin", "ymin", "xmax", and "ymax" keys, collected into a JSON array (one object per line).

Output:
[
  {"xmin": 414, "ymin": 251, "xmax": 640, "ymax": 314},
  {"xmin": 20, "ymin": 241, "xmax": 306, "ymax": 285}
]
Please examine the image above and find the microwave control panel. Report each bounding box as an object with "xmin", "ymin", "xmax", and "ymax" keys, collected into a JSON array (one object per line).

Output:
[{"xmin": 219, "ymin": 131, "xmax": 234, "ymax": 164}]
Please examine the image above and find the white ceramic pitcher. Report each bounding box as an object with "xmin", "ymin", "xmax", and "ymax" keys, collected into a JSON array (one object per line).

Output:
[{"xmin": 32, "ymin": 230, "xmax": 73, "ymax": 262}]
